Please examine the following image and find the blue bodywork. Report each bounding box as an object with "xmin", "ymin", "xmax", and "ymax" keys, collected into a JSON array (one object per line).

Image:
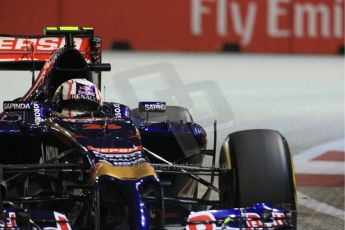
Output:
[
  {"xmin": 0, "ymin": 100, "xmax": 164, "ymax": 229},
  {"xmin": 0, "ymin": 30, "xmax": 295, "ymax": 230}
]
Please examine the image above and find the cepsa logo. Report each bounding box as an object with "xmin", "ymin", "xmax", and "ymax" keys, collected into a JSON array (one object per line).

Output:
[{"xmin": 0, "ymin": 37, "xmax": 87, "ymax": 51}]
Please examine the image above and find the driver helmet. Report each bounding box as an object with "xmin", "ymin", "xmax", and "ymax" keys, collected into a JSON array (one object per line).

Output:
[{"xmin": 53, "ymin": 78, "xmax": 103, "ymax": 117}]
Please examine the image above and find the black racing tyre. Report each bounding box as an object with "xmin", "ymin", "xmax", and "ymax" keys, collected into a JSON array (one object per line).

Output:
[{"xmin": 219, "ymin": 129, "xmax": 296, "ymax": 209}]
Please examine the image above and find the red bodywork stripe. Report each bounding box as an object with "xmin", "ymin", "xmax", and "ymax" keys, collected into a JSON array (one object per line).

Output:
[
  {"xmin": 66, "ymin": 80, "xmax": 73, "ymax": 99},
  {"xmin": 22, "ymin": 61, "xmax": 54, "ymax": 100},
  {"xmin": 66, "ymin": 80, "xmax": 73, "ymax": 117},
  {"xmin": 58, "ymin": 216, "xmax": 69, "ymax": 230},
  {"xmin": 82, "ymin": 124, "xmax": 121, "ymax": 130}
]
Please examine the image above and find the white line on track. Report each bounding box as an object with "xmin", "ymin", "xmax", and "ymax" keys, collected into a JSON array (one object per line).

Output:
[
  {"xmin": 297, "ymin": 191, "xmax": 345, "ymax": 220},
  {"xmin": 294, "ymin": 139, "xmax": 344, "ymax": 175},
  {"xmin": 295, "ymin": 139, "xmax": 345, "ymax": 220}
]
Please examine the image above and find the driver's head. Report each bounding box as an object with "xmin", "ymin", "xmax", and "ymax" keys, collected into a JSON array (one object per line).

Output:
[{"xmin": 52, "ymin": 78, "xmax": 102, "ymax": 117}]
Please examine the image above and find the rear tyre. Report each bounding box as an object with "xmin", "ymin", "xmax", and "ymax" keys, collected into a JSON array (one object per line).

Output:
[{"xmin": 219, "ymin": 129, "xmax": 296, "ymax": 209}]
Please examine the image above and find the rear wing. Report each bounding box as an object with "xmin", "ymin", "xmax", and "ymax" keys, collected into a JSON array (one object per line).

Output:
[
  {"xmin": 0, "ymin": 26, "xmax": 105, "ymax": 89},
  {"xmin": 0, "ymin": 26, "xmax": 101, "ymax": 70}
]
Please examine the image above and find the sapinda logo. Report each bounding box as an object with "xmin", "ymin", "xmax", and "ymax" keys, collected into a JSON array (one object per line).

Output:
[
  {"xmin": 144, "ymin": 103, "xmax": 166, "ymax": 111},
  {"xmin": 3, "ymin": 102, "xmax": 31, "ymax": 110},
  {"xmin": 0, "ymin": 37, "xmax": 87, "ymax": 51},
  {"xmin": 191, "ymin": 0, "xmax": 344, "ymax": 45}
]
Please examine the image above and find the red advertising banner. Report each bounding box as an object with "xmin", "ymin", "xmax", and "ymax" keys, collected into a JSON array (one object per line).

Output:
[
  {"xmin": 0, "ymin": 0, "xmax": 343, "ymax": 54},
  {"xmin": 292, "ymin": 0, "xmax": 344, "ymax": 53}
]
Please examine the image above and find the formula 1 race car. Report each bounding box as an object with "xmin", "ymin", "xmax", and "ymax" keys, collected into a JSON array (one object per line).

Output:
[{"xmin": 0, "ymin": 27, "xmax": 297, "ymax": 229}]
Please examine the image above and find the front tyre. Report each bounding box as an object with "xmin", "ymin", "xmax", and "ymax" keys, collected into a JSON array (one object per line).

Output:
[{"xmin": 219, "ymin": 129, "xmax": 296, "ymax": 209}]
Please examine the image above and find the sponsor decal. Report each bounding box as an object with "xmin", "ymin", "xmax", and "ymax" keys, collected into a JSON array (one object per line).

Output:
[
  {"xmin": 87, "ymin": 145, "xmax": 143, "ymax": 154},
  {"xmin": 0, "ymin": 210, "xmax": 72, "ymax": 229},
  {"xmin": 33, "ymin": 102, "xmax": 42, "ymax": 125},
  {"xmin": 93, "ymin": 151, "xmax": 147, "ymax": 166},
  {"xmin": 71, "ymin": 94, "xmax": 98, "ymax": 102},
  {"xmin": 186, "ymin": 205, "xmax": 288, "ymax": 229},
  {"xmin": 0, "ymin": 37, "xmax": 91, "ymax": 63},
  {"xmin": 53, "ymin": 212, "xmax": 72, "ymax": 230},
  {"xmin": 0, "ymin": 212, "xmax": 17, "ymax": 228},
  {"xmin": 113, "ymin": 103, "xmax": 122, "ymax": 118},
  {"xmin": 245, "ymin": 212, "xmax": 287, "ymax": 228},
  {"xmin": 271, "ymin": 212, "xmax": 287, "ymax": 227},
  {"xmin": 3, "ymin": 101, "xmax": 31, "ymax": 111},
  {"xmin": 0, "ymin": 37, "xmax": 85, "ymax": 51},
  {"xmin": 245, "ymin": 213, "xmax": 263, "ymax": 228},
  {"xmin": 139, "ymin": 102, "xmax": 166, "ymax": 112},
  {"xmin": 40, "ymin": 143, "xmax": 59, "ymax": 163},
  {"xmin": 187, "ymin": 211, "xmax": 216, "ymax": 230},
  {"xmin": 76, "ymin": 83, "xmax": 96, "ymax": 96},
  {"xmin": 3, "ymin": 102, "xmax": 43, "ymax": 125}
]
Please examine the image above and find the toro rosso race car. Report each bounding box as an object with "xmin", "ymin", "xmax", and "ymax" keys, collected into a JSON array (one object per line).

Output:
[{"xmin": 0, "ymin": 27, "xmax": 297, "ymax": 229}]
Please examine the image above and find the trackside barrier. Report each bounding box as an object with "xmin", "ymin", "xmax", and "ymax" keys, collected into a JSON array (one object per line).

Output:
[{"xmin": 0, "ymin": 0, "xmax": 343, "ymax": 54}]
